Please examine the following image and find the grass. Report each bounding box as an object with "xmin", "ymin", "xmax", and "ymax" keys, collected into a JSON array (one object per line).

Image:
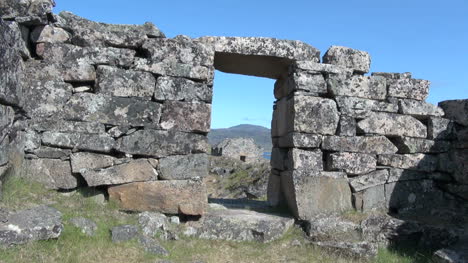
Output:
[{"xmin": 0, "ymin": 176, "xmax": 432, "ymax": 263}]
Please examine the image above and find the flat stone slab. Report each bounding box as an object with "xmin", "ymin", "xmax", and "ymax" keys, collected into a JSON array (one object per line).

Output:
[{"xmin": 194, "ymin": 207, "xmax": 294, "ymax": 243}]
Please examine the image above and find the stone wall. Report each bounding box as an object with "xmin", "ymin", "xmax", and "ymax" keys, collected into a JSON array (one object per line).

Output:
[{"xmin": 0, "ymin": 0, "xmax": 466, "ymax": 222}]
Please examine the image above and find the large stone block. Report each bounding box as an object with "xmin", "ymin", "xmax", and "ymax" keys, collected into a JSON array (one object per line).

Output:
[
  {"xmin": 335, "ymin": 96, "xmax": 398, "ymax": 119},
  {"xmin": 22, "ymin": 158, "xmax": 77, "ymax": 190},
  {"xmin": 278, "ymin": 133, "xmax": 322, "ymax": 149},
  {"xmin": 70, "ymin": 152, "xmax": 115, "ymax": 173},
  {"xmin": 31, "ymin": 25, "xmax": 70, "ymax": 43},
  {"xmin": 287, "ymin": 71, "xmax": 327, "ymax": 96},
  {"xmin": 1, "ymin": 0, "xmax": 54, "ymax": 24},
  {"xmin": 154, "ymin": 76, "xmax": 212, "ymax": 103},
  {"xmin": 160, "ymin": 101, "xmax": 211, "ymax": 133},
  {"xmin": 357, "ymin": 112, "xmax": 427, "ymax": 138},
  {"xmin": 41, "ymin": 132, "xmax": 116, "ymax": 153},
  {"xmin": 134, "ymin": 58, "xmax": 214, "ymax": 82},
  {"xmin": 36, "ymin": 42, "xmax": 136, "ymax": 67},
  {"xmin": 427, "ymin": 117, "xmax": 453, "ymax": 140},
  {"xmin": 33, "ymin": 146, "xmax": 71, "ymax": 159},
  {"xmin": 281, "ymin": 171, "xmax": 352, "ymax": 220},
  {"xmin": 62, "ymin": 93, "xmax": 162, "ymax": 127},
  {"xmin": 199, "ymin": 36, "xmax": 320, "ymax": 79},
  {"xmin": 22, "ymin": 79, "xmax": 73, "ymax": 118},
  {"xmin": 387, "ymin": 78, "xmax": 430, "ymax": 101},
  {"xmin": 142, "ymin": 37, "xmax": 214, "ymax": 67},
  {"xmin": 393, "ymin": 137, "xmax": 451, "ymax": 153},
  {"xmin": 327, "ymin": 152, "xmax": 377, "ymax": 175},
  {"xmin": 348, "ymin": 170, "xmax": 389, "ymax": 192},
  {"xmin": 23, "ymin": 59, "xmax": 95, "ymax": 84},
  {"xmin": 290, "ymin": 95, "xmax": 339, "ymax": 135},
  {"xmin": 398, "ymin": 99, "xmax": 444, "ymax": 118},
  {"xmin": 81, "ymin": 159, "xmax": 157, "ymax": 186},
  {"xmin": 5, "ymin": 21, "xmax": 30, "ymax": 59},
  {"xmin": 328, "ymin": 75, "xmax": 386, "ymax": 100},
  {"xmin": 31, "ymin": 120, "xmax": 105, "ymax": 134},
  {"xmin": 158, "ymin": 154, "xmax": 209, "ymax": 180},
  {"xmin": 337, "ymin": 115, "xmax": 356, "ymax": 137},
  {"xmin": 387, "ymin": 168, "xmax": 431, "ymax": 183},
  {"xmin": 285, "ymin": 149, "xmax": 323, "ymax": 174},
  {"xmin": 293, "ymin": 60, "xmax": 351, "ymax": 74},
  {"xmin": 58, "ymin": 11, "xmax": 164, "ymax": 48},
  {"xmin": 439, "ymin": 99, "xmax": 468, "ymax": 126},
  {"xmin": 322, "ymin": 136, "xmax": 398, "ymax": 154},
  {"xmin": 378, "ymin": 154, "xmax": 438, "ymax": 172},
  {"xmin": 117, "ymin": 130, "xmax": 208, "ymax": 158},
  {"xmin": 322, "ymin": 46, "xmax": 371, "ymax": 74},
  {"xmin": 353, "ymin": 184, "xmax": 386, "ymax": 212},
  {"xmin": 385, "ymin": 180, "xmax": 443, "ymax": 211},
  {"xmin": 108, "ymin": 180, "xmax": 207, "ymax": 215},
  {"xmin": 96, "ymin": 65, "xmax": 155, "ymax": 99}
]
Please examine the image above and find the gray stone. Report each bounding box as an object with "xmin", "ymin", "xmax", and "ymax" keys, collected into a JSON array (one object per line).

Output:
[
  {"xmin": 37, "ymin": 42, "xmax": 136, "ymax": 67},
  {"xmin": 270, "ymin": 148, "xmax": 287, "ymax": 171},
  {"xmin": 335, "ymin": 96, "xmax": 399, "ymax": 118},
  {"xmin": 196, "ymin": 208, "xmax": 294, "ymax": 243},
  {"xmin": 22, "ymin": 158, "xmax": 77, "ymax": 190},
  {"xmin": 62, "ymin": 93, "xmax": 162, "ymax": 127},
  {"xmin": 138, "ymin": 211, "xmax": 168, "ymax": 237},
  {"xmin": 17, "ymin": 130, "xmax": 41, "ymax": 153},
  {"xmin": 278, "ymin": 133, "xmax": 322, "ymax": 149},
  {"xmin": 42, "ymin": 132, "xmax": 116, "ymax": 153},
  {"xmin": 439, "ymin": 99, "xmax": 468, "ymax": 126},
  {"xmin": 0, "ymin": 206, "xmax": 63, "ymax": 247},
  {"xmin": 117, "ymin": 130, "xmax": 208, "ymax": 158},
  {"xmin": 267, "ymin": 172, "xmax": 284, "ymax": 207},
  {"xmin": 34, "ymin": 146, "xmax": 71, "ymax": 159},
  {"xmin": 353, "ymin": 184, "xmax": 386, "ymax": 211},
  {"xmin": 378, "ymin": 154, "xmax": 438, "ymax": 172},
  {"xmin": 282, "ymin": 171, "xmax": 352, "ymax": 219},
  {"xmin": 160, "ymin": 101, "xmax": 211, "ymax": 133},
  {"xmin": 372, "ymin": 72, "xmax": 412, "ymax": 79},
  {"xmin": 212, "ymin": 137, "xmax": 264, "ymax": 163},
  {"xmin": 337, "ymin": 116, "xmax": 356, "ymax": 136},
  {"xmin": 159, "ymin": 154, "xmax": 208, "ymax": 180},
  {"xmin": 327, "ymin": 152, "xmax": 377, "ymax": 175},
  {"xmin": 328, "ymin": 75, "xmax": 386, "ymax": 100},
  {"xmin": 31, "ymin": 25, "xmax": 70, "ymax": 43},
  {"xmin": 142, "ymin": 37, "xmax": 214, "ymax": 67},
  {"xmin": 322, "ymin": 136, "xmax": 398, "ymax": 154},
  {"xmin": 70, "ymin": 152, "xmax": 115, "ymax": 173},
  {"xmin": 428, "ymin": 117, "xmax": 453, "ymax": 140},
  {"xmin": 96, "ymin": 65, "xmax": 155, "ymax": 99},
  {"xmin": 5, "ymin": 21, "xmax": 30, "ymax": 58},
  {"xmin": 399, "ymin": 99, "xmax": 444, "ymax": 118},
  {"xmin": 81, "ymin": 159, "xmax": 157, "ymax": 187},
  {"xmin": 357, "ymin": 112, "xmax": 427, "ymax": 138},
  {"xmin": 313, "ymin": 241, "xmax": 378, "ymax": 259},
  {"xmin": 69, "ymin": 217, "xmax": 97, "ymax": 236},
  {"xmin": 387, "ymin": 78, "xmax": 430, "ymax": 101},
  {"xmin": 433, "ymin": 245, "xmax": 468, "ymax": 263},
  {"xmin": 134, "ymin": 58, "xmax": 214, "ymax": 83},
  {"xmin": 393, "ymin": 137, "xmax": 451, "ymax": 153},
  {"xmin": 289, "ymin": 95, "xmax": 339, "ymax": 135},
  {"xmin": 22, "ymin": 79, "xmax": 73, "ymax": 118},
  {"xmin": 287, "ymin": 71, "xmax": 327, "ymax": 95},
  {"xmin": 306, "ymin": 214, "xmax": 361, "ymax": 242},
  {"xmin": 0, "ymin": 105, "xmax": 14, "ymax": 132},
  {"xmin": 323, "ymin": 46, "xmax": 371, "ymax": 74},
  {"xmin": 23, "ymin": 58, "xmax": 96, "ymax": 84},
  {"xmin": 285, "ymin": 149, "xmax": 323, "ymax": 174},
  {"xmin": 1, "ymin": 0, "xmax": 54, "ymax": 25},
  {"xmin": 385, "ymin": 180, "xmax": 443, "ymax": 211},
  {"xmin": 451, "ymin": 149, "xmax": 468, "ymax": 184},
  {"xmin": 111, "ymin": 225, "xmax": 139, "ymax": 243},
  {"xmin": 154, "ymin": 76, "xmax": 212, "ymax": 103},
  {"xmin": 199, "ymin": 36, "xmax": 320, "ymax": 78},
  {"xmin": 387, "ymin": 168, "xmax": 431, "ymax": 183},
  {"xmin": 138, "ymin": 235, "xmax": 169, "ymax": 255},
  {"xmin": 349, "ymin": 169, "xmax": 389, "ymax": 192},
  {"xmin": 293, "ymin": 60, "xmax": 351, "ymax": 74},
  {"xmin": 31, "ymin": 120, "xmax": 105, "ymax": 134},
  {"xmin": 58, "ymin": 11, "xmax": 164, "ymax": 48}
]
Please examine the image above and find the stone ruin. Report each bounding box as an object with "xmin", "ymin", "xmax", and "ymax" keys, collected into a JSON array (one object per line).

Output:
[
  {"xmin": 0, "ymin": 0, "xmax": 467, "ymax": 258},
  {"xmin": 211, "ymin": 137, "xmax": 263, "ymax": 163}
]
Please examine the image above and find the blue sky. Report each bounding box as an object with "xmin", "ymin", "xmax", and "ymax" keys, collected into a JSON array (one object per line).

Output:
[{"xmin": 54, "ymin": 0, "xmax": 467, "ymax": 129}]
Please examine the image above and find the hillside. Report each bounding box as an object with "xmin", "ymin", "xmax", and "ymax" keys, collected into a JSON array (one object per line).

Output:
[{"xmin": 208, "ymin": 124, "xmax": 272, "ymax": 151}]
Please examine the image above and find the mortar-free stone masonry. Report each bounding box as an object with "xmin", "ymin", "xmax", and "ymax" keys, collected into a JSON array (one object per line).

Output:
[{"xmin": 0, "ymin": 0, "xmax": 467, "ymax": 224}]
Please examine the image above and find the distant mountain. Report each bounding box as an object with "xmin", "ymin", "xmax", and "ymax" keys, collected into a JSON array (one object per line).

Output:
[{"xmin": 208, "ymin": 124, "xmax": 272, "ymax": 151}]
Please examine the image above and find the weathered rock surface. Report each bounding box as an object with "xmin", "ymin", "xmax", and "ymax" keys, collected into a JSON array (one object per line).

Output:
[
  {"xmin": 289, "ymin": 96, "xmax": 339, "ymax": 135},
  {"xmin": 108, "ymin": 180, "xmax": 207, "ymax": 215},
  {"xmin": 81, "ymin": 159, "xmax": 157, "ymax": 186},
  {"xmin": 286, "ymin": 71, "xmax": 327, "ymax": 96},
  {"xmin": 337, "ymin": 116, "xmax": 356, "ymax": 136},
  {"xmin": 328, "ymin": 75, "xmax": 386, "ymax": 100},
  {"xmin": 22, "ymin": 158, "xmax": 77, "ymax": 189},
  {"xmin": 159, "ymin": 154, "xmax": 208, "ymax": 180},
  {"xmin": 212, "ymin": 137, "xmax": 263, "ymax": 163},
  {"xmin": 160, "ymin": 101, "xmax": 211, "ymax": 133},
  {"xmin": 58, "ymin": 11, "xmax": 164, "ymax": 48},
  {"xmin": 138, "ymin": 235, "xmax": 169, "ymax": 255},
  {"xmin": 335, "ymin": 96, "xmax": 398, "ymax": 118},
  {"xmin": 195, "ymin": 208, "xmax": 294, "ymax": 243},
  {"xmin": 322, "ymin": 136, "xmax": 398, "ymax": 154},
  {"xmin": 433, "ymin": 242, "xmax": 468, "ymax": 263},
  {"xmin": 31, "ymin": 120, "xmax": 105, "ymax": 134},
  {"xmin": 70, "ymin": 152, "xmax": 115, "ymax": 173},
  {"xmin": 69, "ymin": 217, "xmax": 97, "ymax": 236},
  {"xmin": 387, "ymin": 78, "xmax": 430, "ymax": 101},
  {"xmin": 138, "ymin": 211, "xmax": 169, "ymax": 237},
  {"xmin": 96, "ymin": 65, "xmax": 156, "ymax": 99},
  {"xmin": 306, "ymin": 214, "xmax": 360, "ymax": 241},
  {"xmin": 398, "ymin": 99, "xmax": 444, "ymax": 118},
  {"xmin": 1, "ymin": 0, "xmax": 55, "ymax": 25},
  {"xmin": 378, "ymin": 154, "xmax": 438, "ymax": 172},
  {"xmin": 357, "ymin": 112, "xmax": 427, "ymax": 138},
  {"xmin": 353, "ymin": 184, "xmax": 386, "ymax": 211},
  {"xmin": 385, "ymin": 180, "xmax": 442, "ymax": 210},
  {"xmin": 0, "ymin": 206, "xmax": 63, "ymax": 246},
  {"xmin": 42, "ymin": 132, "xmax": 116, "ymax": 153},
  {"xmin": 439, "ymin": 99, "xmax": 468, "ymax": 126},
  {"xmin": 451, "ymin": 149, "xmax": 468, "ymax": 184},
  {"xmin": 31, "ymin": 24, "xmax": 70, "ymax": 43},
  {"xmin": 154, "ymin": 76, "xmax": 212, "ymax": 103},
  {"xmin": 285, "ymin": 149, "xmax": 323, "ymax": 174},
  {"xmin": 134, "ymin": 58, "xmax": 214, "ymax": 82},
  {"xmin": 393, "ymin": 137, "xmax": 451, "ymax": 153},
  {"xmin": 323, "ymin": 46, "xmax": 371, "ymax": 74},
  {"xmin": 327, "ymin": 152, "xmax": 376, "ymax": 175},
  {"xmin": 33, "ymin": 146, "xmax": 71, "ymax": 159},
  {"xmin": 349, "ymin": 170, "xmax": 389, "ymax": 192},
  {"xmin": 313, "ymin": 241, "xmax": 378, "ymax": 259},
  {"xmin": 111, "ymin": 225, "xmax": 139, "ymax": 243},
  {"xmin": 22, "ymin": 79, "xmax": 73, "ymax": 118},
  {"xmin": 278, "ymin": 133, "xmax": 322, "ymax": 149}
]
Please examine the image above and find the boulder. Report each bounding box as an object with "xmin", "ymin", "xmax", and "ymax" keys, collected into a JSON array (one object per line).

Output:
[
  {"xmin": 111, "ymin": 225, "xmax": 139, "ymax": 243},
  {"xmin": 69, "ymin": 217, "xmax": 97, "ymax": 236},
  {"xmin": 96, "ymin": 65, "xmax": 155, "ymax": 99},
  {"xmin": 278, "ymin": 133, "xmax": 322, "ymax": 149},
  {"xmin": 322, "ymin": 136, "xmax": 398, "ymax": 154},
  {"xmin": 154, "ymin": 76, "xmax": 212, "ymax": 103},
  {"xmin": 281, "ymin": 171, "xmax": 352, "ymax": 220},
  {"xmin": 195, "ymin": 208, "xmax": 294, "ymax": 243},
  {"xmin": 81, "ymin": 159, "xmax": 157, "ymax": 187},
  {"xmin": 58, "ymin": 11, "xmax": 164, "ymax": 48},
  {"xmin": 138, "ymin": 235, "xmax": 169, "ymax": 255},
  {"xmin": 117, "ymin": 130, "xmax": 208, "ymax": 158},
  {"xmin": 328, "ymin": 75, "xmax": 386, "ymax": 100},
  {"xmin": 61, "ymin": 93, "xmax": 162, "ymax": 127},
  {"xmin": 285, "ymin": 148, "xmax": 323, "ymax": 174},
  {"xmin": 134, "ymin": 58, "xmax": 214, "ymax": 83},
  {"xmin": 160, "ymin": 101, "xmax": 211, "ymax": 133},
  {"xmin": 439, "ymin": 99, "xmax": 468, "ymax": 126},
  {"xmin": 0, "ymin": 206, "xmax": 63, "ymax": 246},
  {"xmin": 138, "ymin": 211, "xmax": 168, "ymax": 237},
  {"xmin": 398, "ymin": 99, "xmax": 444, "ymax": 118},
  {"xmin": 70, "ymin": 152, "xmax": 115, "ymax": 173},
  {"xmin": 393, "ymin": 137, "xmax": 451, "ymax": 153},
  {"xmin": 357, "ymin": 112, "xmax": 427, "ymax": 138},
  {"xmin": 322, "ymin": 46, "xmax": 371, "ymax": 74},
  {"xmin": 108, "ymin": 179, "xmax": 207, "ymax": 215},
  {"xmin": 42, "ymin": 132, "xmax": 116, "ymax": 153},
  {"xmin": 349, "ymin": 170, "xmax": 389, "ymax": 192},
  {"xmin": 335, "ymin": 96, "xmax": 398, "ymax": 118},
  {"xmin": 31, "ymin": 25, "xmax": 70, "ymax": 43},
  {"xmin": 22, "ymin": 158, "xmax": 77, "ymax": 190},
  {"xmin": 327, "ymin": 152, "xmax": 377, "ymax": 175},
  {"xmin": 378, "ymin": 154, "xmax": 438, "ymax": 172},
  {"xmin": 159, "ymin": 154, "xmax": 208, "ymax": 180}
]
